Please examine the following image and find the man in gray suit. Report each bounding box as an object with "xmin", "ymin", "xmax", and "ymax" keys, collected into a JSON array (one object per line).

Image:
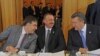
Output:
[{"xmin": 0, "ymin": 16, "xmax": 38, "ymax": 53}]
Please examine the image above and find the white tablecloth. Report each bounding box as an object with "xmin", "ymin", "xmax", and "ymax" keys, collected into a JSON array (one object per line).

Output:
[{"xmin": 0, "ymin": 51, "xmax": 65, "ymax": 56}]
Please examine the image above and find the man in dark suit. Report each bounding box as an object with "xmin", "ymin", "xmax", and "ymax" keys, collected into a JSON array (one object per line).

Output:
[
  {"xmin": 85, "ymin": 3, "xmax": 95, "ymax": 24},
  {"xmin": 37, "ymin": 3, "xmax": 44, "ymax": 27},
  {"xmin": 29, "ymin": 1, "xmax": 38, "ymax": 18},
  {"xmin": 23, "ymin": 1, "xmax": 31, "ymax": 19},
  {"xmin": 67, "ymin": 12, "xmax": 100, "ymax": 54},
  {"xmin": 43, "ymin": 3, "xmax": 53, "ymax": 15},
  {"xmin": 0, "ymin": 16, "xmax": 38, "ymax": 53},
  {"xmin": 55, "ymin": 5, "xmax": 62, "ymax": 27},
  {"xmin": 35, "ymin": 13, "xmax": 66, "ymax": 53},
  {"xmin": 89, "ymin": 0, "xmax": 100, "ymax": 26}
]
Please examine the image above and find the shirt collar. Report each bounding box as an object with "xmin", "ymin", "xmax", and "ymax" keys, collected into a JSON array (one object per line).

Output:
[
  {"xmin": 81, "ymin": 24, "xmax": 86, "ymax": 32},
  {"xmin": 45, "ymin": 26, "xmax": 52, "ymax": 31},
  {"xmin": 22, "ymin": 27, "xmax": 26, "ymax": 35}
]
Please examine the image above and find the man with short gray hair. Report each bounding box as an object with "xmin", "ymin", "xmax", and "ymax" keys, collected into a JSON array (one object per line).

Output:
[{"xmin": 67, "ymin": 12, "xmax": 100, "ymax": 54}]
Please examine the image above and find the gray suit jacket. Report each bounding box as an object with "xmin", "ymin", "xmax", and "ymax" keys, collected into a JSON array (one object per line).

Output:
[{"xmin": 0, "ymin": 25, "xmax": 37, "ymax": 53}]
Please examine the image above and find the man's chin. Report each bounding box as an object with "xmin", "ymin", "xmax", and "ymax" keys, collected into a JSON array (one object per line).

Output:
[
  {"xmin": 49, "ymin": 25, "xmax": 54, "ymax": 28},
  {"xmin": 75, "ymin": 28, "xmax": 78, "ymax": 30}
]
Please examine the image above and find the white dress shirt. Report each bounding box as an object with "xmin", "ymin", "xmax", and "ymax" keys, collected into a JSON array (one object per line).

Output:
[
  {"xmin": 41, "ymin": 26, "xmax": 52, "ymax": 52},
  {"xmin": 80, "ymin": 24, "xmax": 87, "ymax": 39},
  {"xmin": 16, "ymin": 27, "xmax": 26, "ymax": 48}
]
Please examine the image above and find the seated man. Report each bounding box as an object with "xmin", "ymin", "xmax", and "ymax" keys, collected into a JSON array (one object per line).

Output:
[
  {"xmin": 35, "ymin": 13, "xmax": 66, "ymax": 53},
  {"xmin": 67, "ymin": 12, "xmax": 100, "ymax": 54},
  {"xmin": 0, "ymin": 16, "xmax": 38, "ymax": 53}
]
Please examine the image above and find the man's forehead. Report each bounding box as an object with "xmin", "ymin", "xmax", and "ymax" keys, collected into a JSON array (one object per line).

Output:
[{"xmin": 45, "ymin": 15, "xmax": 54, "ymax": 19}]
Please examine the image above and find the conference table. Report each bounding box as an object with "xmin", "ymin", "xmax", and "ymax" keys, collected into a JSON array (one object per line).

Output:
[{"xmin": 0, "ymin": 51, "xmax": 97, "ymax": 56}]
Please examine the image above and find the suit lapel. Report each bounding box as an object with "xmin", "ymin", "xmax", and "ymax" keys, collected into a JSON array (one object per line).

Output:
[
  {"xmin": 86, "ymin": 25, "xmax": 92, "ymax": 48},
  {"xmin": 13, "ymin": 27, "xmax": 22, "ymax": 47},
  {"xmin": 42, "ymin": 27, "xmax": 46, "ymax": 46},
  {"xmin": 48, "ymin": 28, "xmax": 55, "ymax": 45},
  {"xmin": 75, "ymin": 30, "xmax": 83, "ymax": 47},
  {"xmin": 22, "ymin": 35, "xmax": 33, "ymax": 48}
]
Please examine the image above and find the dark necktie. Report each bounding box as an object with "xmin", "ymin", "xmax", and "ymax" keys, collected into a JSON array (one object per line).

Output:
[
  {"xmin": 45, "ymin": 30, "xmax": 51, "ymax": 52},
  {"xmin": 79, "ymin": 30, "xmax": 87, "ymax": 48},
  {"xmin": 20, "ymin": 34, "xmax": 29, "ymax": 48}
]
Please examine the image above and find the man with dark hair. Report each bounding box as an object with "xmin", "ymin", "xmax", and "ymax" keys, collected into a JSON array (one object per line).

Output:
[
  {"xmin": 0, "ymin": 16, "xmax": 38, "ymax": 53},
  {"xmin": 29, "ymin": 1, "xmax": 38, "ymax": 18},
  {"xmin": 67, "ymin": 12, "xmax": 100, "ymax": 54},
  {"xmin": 37, "ymin": 3, "xmax": 44, "ymax": 27},
  {"xmin": 43, "ymin": 3, "xmax": 53, "ymax": 15},
  {"xmin": 35, "ymin": 13, "xmax": 66, "ymax": 53},
  {"xmin": 23, "ymin": 1, "xmax": 31, "ymax": 19}
]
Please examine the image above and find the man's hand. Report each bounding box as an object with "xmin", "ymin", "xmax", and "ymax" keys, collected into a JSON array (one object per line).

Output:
[
  {"xmin": 6, "ymin": 46, "xmax": 18, "ymax": 53},
  {"xmin": 79, "ymin": 48, "xmax": 88, "ymax": 54}
]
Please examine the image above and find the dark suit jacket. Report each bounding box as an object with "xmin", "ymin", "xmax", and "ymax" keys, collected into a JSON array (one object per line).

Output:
[
  {"xmin": 86, "ymin": 3, "xmax": 95, "ymax": 24},
  {"xmin": 43, "ymin": 6, "xmax": 53, "ymax": 15},
  {"xmin": 90, "ymin": 1, "xmax": 100, "ymax": 26},
  {"xmin": 23, "ymin": 6, "xmax": 31, "ymax": 19},
  {"xmin": 55, "ymin": 8, "xmax": 62, "ymax": 19},
  {"xmin": 37, "ymin": 7, "xmax": 44, "ymax": 27},
  {"xmin": 35, "ymin": 26, "xmax": 66, "ymax": 53},
  {"xmin": 29, "ymin": 6, "xmax": 39, "ymax": 18},
  {"xmin": 67, "ymin": 24, "xmax": 100, "ymax": 51}
]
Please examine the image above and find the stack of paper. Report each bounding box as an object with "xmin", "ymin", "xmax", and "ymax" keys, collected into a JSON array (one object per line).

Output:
[
  {"xmin": 52, "ymin": 51, "xmax": 65, "ymax": 56},
  {"xmin": 87, "ymin": 49, "xmax": 100, "ymax": 56},
  {"xmin": 36, "ymin": 51, "xmax": 65, "ymax": 56},
  {"xmin": 0, "ymin": 52, "xmax": 9, "ymax": 56},
  {"xmin": 36, "ymin": 53, "xmax": 52, "ymax": 56}
]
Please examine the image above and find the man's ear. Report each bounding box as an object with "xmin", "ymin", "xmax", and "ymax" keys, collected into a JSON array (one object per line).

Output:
[
  {"xmin": 26, "ymin": 23, "xmax": 30, "ymax": 26},
  {"xmin": 42, "ymin": 19, "xmax": 45, "ymax": 24}
]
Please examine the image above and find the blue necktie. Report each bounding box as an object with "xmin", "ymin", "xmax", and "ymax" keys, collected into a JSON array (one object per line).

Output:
[{"xmin": 79, "ymin": 30, "xmax": 87, "ymax": 48}]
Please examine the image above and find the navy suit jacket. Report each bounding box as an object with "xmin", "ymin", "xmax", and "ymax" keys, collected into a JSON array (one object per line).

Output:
[{"xmin": 67, "ymin": 24, "xmax": 100, "ymax": 51}]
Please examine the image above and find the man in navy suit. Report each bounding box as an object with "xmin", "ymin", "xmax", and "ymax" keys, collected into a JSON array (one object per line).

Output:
[
  {"xmin": 67, "ymin": 12, "xmax": 100, "ymax": 54},
  {"xmin": 85, "ymin": 3, "xmax": 95, "ymax": 24},
  {"xmin": 89, "ymin": 0, "xmax": 100, "ymax": 25}
]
